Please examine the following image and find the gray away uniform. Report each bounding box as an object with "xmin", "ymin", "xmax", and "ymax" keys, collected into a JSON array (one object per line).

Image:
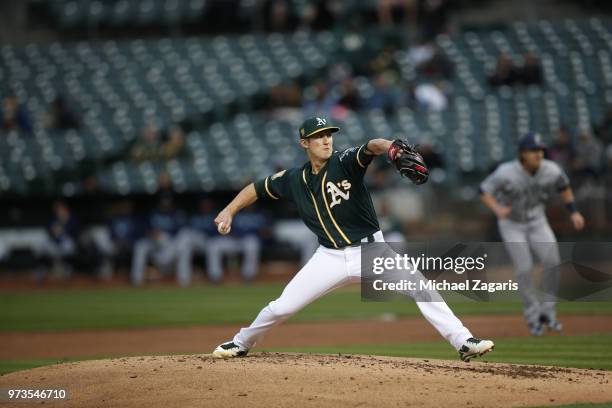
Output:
[{"xmin": 480, "ymin": 159, "xmax": 570, "ymax": 325}]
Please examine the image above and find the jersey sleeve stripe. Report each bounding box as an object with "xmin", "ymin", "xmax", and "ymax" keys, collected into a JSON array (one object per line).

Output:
[
  {"xmin": 302, "ymin": 169, "xmax": 338, "ymax": 248},
  {"xmin": 264, "ymin": 177, "xmax": 279, "ymax": 200},
  {"xmin": 355, "ymin": 144, "xmax": 366, "ymax": 168},
  {"xmin": 321, "ymin": 172, "xmax": 352, "ymax": 245}
]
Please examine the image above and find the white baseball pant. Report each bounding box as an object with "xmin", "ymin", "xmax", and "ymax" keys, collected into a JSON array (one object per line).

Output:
[{"xmin": 233, "ymin": 231, "xmax": 473, "ymax": 351}]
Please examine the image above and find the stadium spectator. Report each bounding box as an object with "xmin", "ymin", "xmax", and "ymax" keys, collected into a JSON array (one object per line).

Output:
[
  {"xmin": 401, "ymin": 82, "xmax": 417, "ymax": 109},
  {"xmin": 34, "ymin": 200, "xmax": 79, "ymax": 281},
  {"xmin": 303, "ymin": 81, "xmax": 337, "ymax": 118},
  {"xmin": 406, "ymin": 41, "xmax": 453, "ymax": 80},
  {"xmin": 548, "ymin": 126, "xmax": 576, "ymax": 172},
  {"xmin": 368, "ymin": 46, "xmax": 400, "ymax": 78},
  {"xmin": 161, "ymin": 124, "xmax": 187, "ymax": 160},
  {"xmin": 44, "ymin": 96, "xmax": 80, "ymax": 130},
  {"xmin": 269, "ymin": 82, "xmax": 302, "ymax": 110},
  {"xmin": 130, "ymin": 124, "xmax": 162, "ymax": 162},
  {"xmin": 414, "ymin": 81, "xmax": 448, "ymax": 111},
  {"xmin": 378, "ymin": 0, "xmax": 417, "ymax": 27},
  {"xmin": 263, "ymin": 0, "xmax": 297, "ymax": 32},
  {"xmin": 332, "ymin": 78, "xmax": 362, "ymax": 119},
  {"xmin": 517, "ymin": 53, "xmax": 543, "ymax": 86},
  {"xmin": 315, "ymin": 0, "xmax": 353, "ymax": 29},
  {"xmin": 573, "ymin": 131, "xmax": 604, "ymax": 180},
  {"xmin": 364, "ymin": 74, "xmax": 401, "ymax": 114},
  {"xmin": 1, "ymin": 94, "xmax": 32, "ymax": 133},
  {"xmin": 489, "ymin": 54, "xmax": 543, "ymax": 88},
  {"xmin": 326, "ymin": 62, "xmax": 354, "ymax": 90},
  {"xmin": 299, "ymin": 0, "xmax": 335, "ymax": 31},
  {"xmin": 595, "ymin": 107, "xmax": 612, "ymax": 145},
  {"xmin": 488, "ymin": 54, "xmax": 519, "ymax": 87},
  {"xmin": 419, "ymin": 43, "xmax": 453, "ymax": 79},
  {"xmin": 417, "ymin": 0, "xmax": 450, "ymax": 41},
  {"xmin": 130, "ymin": 192, "xmax": 187, "ymax": 286},
  {"xmin": 156, "ymin": 169, "xmax": 174, "ymax": 195},
  {"xmin": 407, "ymin": 41, "xmax": 435, "ymax": 67}
]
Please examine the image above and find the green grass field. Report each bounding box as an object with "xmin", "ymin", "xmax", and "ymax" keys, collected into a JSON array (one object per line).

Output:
[{"xmin": 1, "ymin": 284, "xmax": 611, "ymax": 331}]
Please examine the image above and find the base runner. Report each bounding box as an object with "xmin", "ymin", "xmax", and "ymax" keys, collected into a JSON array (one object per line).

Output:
[
  {"xmin": 480, "ymin": 133, "xmax": 585, "ymax": 335},
  {"xmin": 212, "ymin": 116, "xmax": 494, "ymax": 362}
]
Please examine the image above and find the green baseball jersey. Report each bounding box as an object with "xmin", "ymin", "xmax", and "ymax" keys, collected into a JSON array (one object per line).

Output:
[{"xmin": 254, "ymin": 144, "xmax": 380, "ymax": 249}]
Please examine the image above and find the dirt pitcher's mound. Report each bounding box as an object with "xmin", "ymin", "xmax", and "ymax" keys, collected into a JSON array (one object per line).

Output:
[{"xmin": 1, "ymin": 353, "xmax": 611, "ymax": 408}]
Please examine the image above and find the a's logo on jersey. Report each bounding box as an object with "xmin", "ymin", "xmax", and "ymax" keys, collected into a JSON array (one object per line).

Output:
[
  {"xmin": 326, "ymin": 179, "xmax": 352, "ymax": 208},
  {"xmin": 316, "ymin": 117, "xmax": 327, "ymax": 126}
]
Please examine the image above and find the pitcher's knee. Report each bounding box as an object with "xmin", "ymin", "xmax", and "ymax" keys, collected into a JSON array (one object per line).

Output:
[{"xmin": 268, "ymin": 300, "xmax": 301, "ymax": 318}]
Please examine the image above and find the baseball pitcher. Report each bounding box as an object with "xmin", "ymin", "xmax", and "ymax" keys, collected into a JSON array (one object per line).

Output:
[
  {"xmin": 480, "ymin": 133, "xmax": 585, "ymax": 336},
  {"xmin": 211, "ymin": 116, "xmax": 494, "ymax": 362}
]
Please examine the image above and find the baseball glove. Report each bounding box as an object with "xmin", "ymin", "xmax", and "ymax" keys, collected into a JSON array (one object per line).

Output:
[{"xmin": 387, "ymin": 139, "xmax": 429, "ymax": 185}]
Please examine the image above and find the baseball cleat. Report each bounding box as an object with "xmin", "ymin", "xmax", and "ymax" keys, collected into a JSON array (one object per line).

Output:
[
  {"xmin": 212, "ymin": 341, "xmax": 249, "ymax": 359},
  {"xmin": 539, "ymin": 315, "xmax": 562, "ymax": 332},
  {"xmin": 458, "ymin": 338, "xmax": 495, "ymax": 362},
  {"xmin": 529, "ymin": 322, "xmax": 544, "ymax": 336}
]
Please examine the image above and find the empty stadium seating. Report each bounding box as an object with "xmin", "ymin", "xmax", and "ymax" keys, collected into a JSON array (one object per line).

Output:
[
  {"xmin": 31, "ymin": 0, "xmax": 209, "ymax": 29},
  {"xmin": 0, "ymin": 30, "xmax": 340, "ymax": 193},
  {"xmin": 1, "ymin": 18, "xmax": 610, "ymax": 195}
]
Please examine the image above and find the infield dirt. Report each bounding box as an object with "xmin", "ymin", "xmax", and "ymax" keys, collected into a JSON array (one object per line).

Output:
[{"xmin": 1, "ymin": 353, "xmax": 611, "ymax": 407}]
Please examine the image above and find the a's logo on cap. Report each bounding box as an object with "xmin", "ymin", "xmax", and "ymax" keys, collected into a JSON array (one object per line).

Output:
[
  {"xmin": 534, "ymin": 133, "xmax": 542, "ymax": 144},
  {"xmin": 316, "ymin": 117, "xmax": 326, "ymax": 126},
  {"xmin": 300, "ymin": 128, "xmax": 305, "ymax": 137}
]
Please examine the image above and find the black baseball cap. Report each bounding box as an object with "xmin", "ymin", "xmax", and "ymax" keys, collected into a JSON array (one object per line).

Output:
[
  {"xmin": 518, "ymin": 132, "xmax": 546, "ymax": 151},
  {"xmin": 299, "ymin": 116, "xmax": 340, "ymax": 139}
]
